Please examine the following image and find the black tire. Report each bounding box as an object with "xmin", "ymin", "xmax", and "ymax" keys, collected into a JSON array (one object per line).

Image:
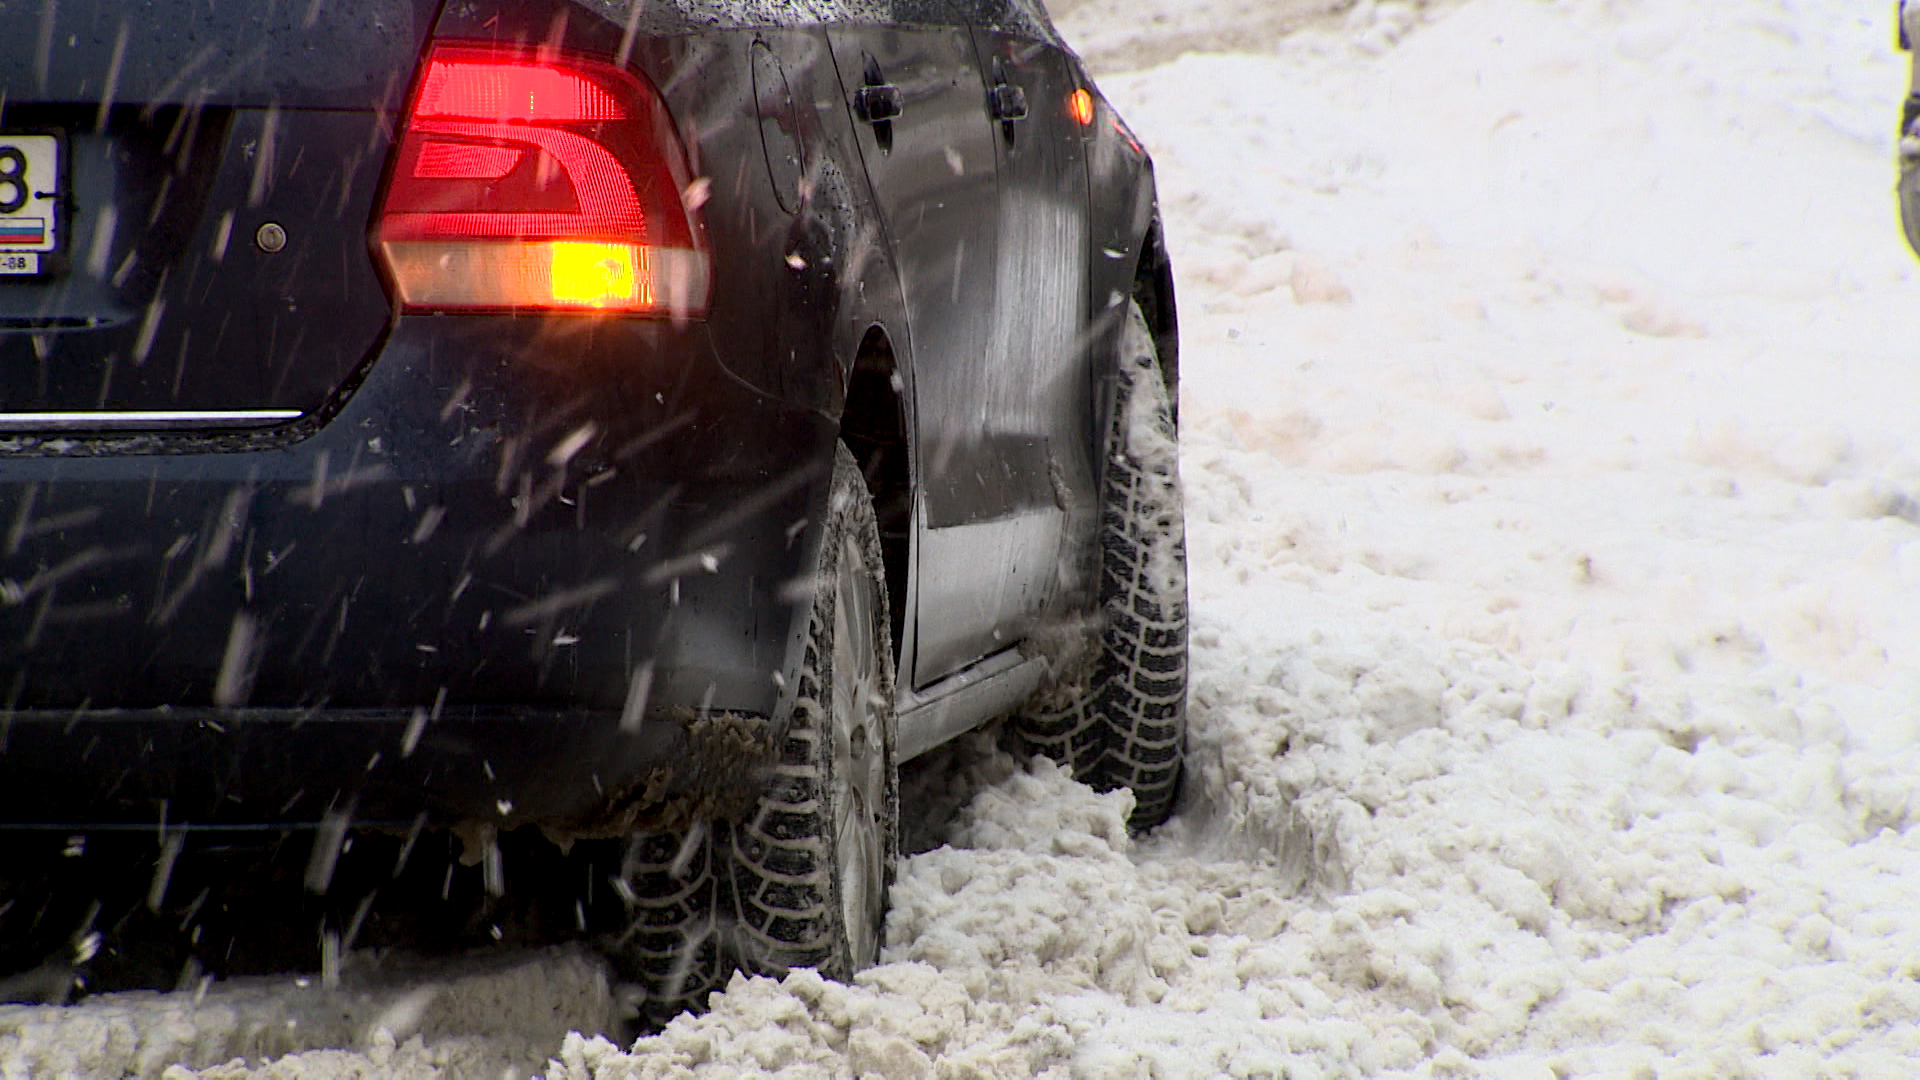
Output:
[
  {"xmin": 607, "ymin": 443, "xmax": 898, "ymax": 1024},
  {"xmin": 606, "ymin": 823, "xmax": 731, "ymax": 1028},
  {"xmin": 1015, "ymin": 298, "xmax": 1189, "ymax": 832},
  {"xmin": 723, "ymin": 442, "xmax": 898, "ymax": 981}
]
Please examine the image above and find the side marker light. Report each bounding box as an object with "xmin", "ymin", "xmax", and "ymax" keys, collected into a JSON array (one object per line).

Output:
[{"xmin": 1069, "ymin": 88, "xmax": 1095, "ymax": 126}]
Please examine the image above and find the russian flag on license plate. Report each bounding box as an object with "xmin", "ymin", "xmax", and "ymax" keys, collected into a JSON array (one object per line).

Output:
[{"xmin": 0, "ymin": 218, "xmax": 47, "ymax": 246}]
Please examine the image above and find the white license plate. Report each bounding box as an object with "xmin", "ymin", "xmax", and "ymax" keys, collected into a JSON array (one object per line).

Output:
[{"xmin": 0, "ymin": 133, "xmax": 60, "ymax": 276}]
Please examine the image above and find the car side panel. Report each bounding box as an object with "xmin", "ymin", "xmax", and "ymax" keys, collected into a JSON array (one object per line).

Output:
[
  {"xmin": 818, "ymin": 14, "xmax": 1011, "ymax": 687},
  {"xmin": 962, "ymin": 21, "xmax": 1094, "ymax": 629},
  {"xmin": 1082, "ymin": 64, "xmax": 1168, "ymax": 374}
]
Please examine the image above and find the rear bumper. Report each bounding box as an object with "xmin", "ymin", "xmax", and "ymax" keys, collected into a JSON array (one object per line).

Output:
[
  {"xmin": 0, "ymin": 705, "xmax": 777, "ymax": 833},
  {"xmin": 0, "ymin": 316, "xmax": 838, "ymax": 829},
  {"xmin": 0, "ymin": 677, "xmax": 789, "ymax": 835}
]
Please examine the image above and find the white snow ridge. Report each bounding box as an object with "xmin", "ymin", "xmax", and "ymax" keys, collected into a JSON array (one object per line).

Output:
[{"xmin": 13, "ymin": 0, "xmax": 1920, "ymax": 1075}]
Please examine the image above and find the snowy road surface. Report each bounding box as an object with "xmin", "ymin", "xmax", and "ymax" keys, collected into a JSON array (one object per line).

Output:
[{"xmin": 8, "ymin": 0, "xmax": 1920, "ymax": 1075}]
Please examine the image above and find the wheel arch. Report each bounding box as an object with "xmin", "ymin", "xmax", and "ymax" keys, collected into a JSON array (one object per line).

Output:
[
  {"xmin": 1132, "ymin": 217, "xmax": 1180, "ymax": 425},
  {"xmin": 837, "ymin": 324, "xmax": 912, "ymax": 667}
]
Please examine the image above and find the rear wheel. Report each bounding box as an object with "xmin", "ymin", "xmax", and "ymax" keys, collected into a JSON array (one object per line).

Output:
[
  {"xmin": 1015, "ymin": 298, "xmax": 1189, "ymax": 831},
  {"xmin": 607, "ymin": 824, "xmax": 730, "ymax": 1028},
  {"xmin": 607, "ymin": 444, "xmax": 897, "ymax": 1024},
  {"xmin": 724, "ymin": 442, "xmax": 897, "ymax": 981}
]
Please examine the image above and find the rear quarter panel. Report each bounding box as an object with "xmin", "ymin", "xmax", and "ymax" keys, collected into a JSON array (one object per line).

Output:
[
  {"xmin": 1081, "ymin": 69, "xmax": 1167, "ymax": 375},
  {"xmin": 432, "ymin": 1, "xmax": 911, "ymax": 421}
]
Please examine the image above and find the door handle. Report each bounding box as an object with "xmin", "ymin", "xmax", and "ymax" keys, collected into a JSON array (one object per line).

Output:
[
  {"xmin": 988, "ymin": 83, "xmax": 1027, "ymax": 122},
  {"xmin": 855, "ymin": 84, "xmax": 904, "ymax": 123},
  {"xmin": 856, "ymin": 54, "xmax": 902, "ymax": 127}
]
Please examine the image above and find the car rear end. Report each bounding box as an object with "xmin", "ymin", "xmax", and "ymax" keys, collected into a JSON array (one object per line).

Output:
[{"xmin": 0, "ymin": 1, "xmax": 838, "ymax": 840}]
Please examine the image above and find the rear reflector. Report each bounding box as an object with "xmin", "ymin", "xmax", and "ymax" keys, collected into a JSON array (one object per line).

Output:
[{"xmin": 374, "ymin": 44, "xmax": 710, "ymax": 316}]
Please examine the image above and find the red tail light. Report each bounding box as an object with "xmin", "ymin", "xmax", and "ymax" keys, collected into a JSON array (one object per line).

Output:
[{"xmin": 374, "ymin": 44, "xmax": 710, "ymax": 316}]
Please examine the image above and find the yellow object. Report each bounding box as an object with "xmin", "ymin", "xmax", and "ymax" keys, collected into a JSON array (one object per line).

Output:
[
  {"xmin": 1069, "ymin": 88, "xmax": 1095, "ymax": 126},
  {"xmin": 381, "ymin": 239, "xmax": 712, "ymax": 313},
  {"xmin": 549, "ymin": 241, "xmax": 641, "ymax": 307}
]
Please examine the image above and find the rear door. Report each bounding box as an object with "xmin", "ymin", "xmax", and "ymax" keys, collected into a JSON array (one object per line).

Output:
[
  {"xmin": 0, "ymin": 0, "xmax": 429, "ymax": 428},
  {"xmin": 823, "ymin": 3, "xmax": 1012, "ymax": 687},
  {"xmin": 953, "ymin": 0, "xmax": 1095, "ymax": 657}
]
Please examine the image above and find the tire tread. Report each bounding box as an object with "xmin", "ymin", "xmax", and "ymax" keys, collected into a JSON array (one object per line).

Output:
[{"xmin": 1016, "ymin": 300, "xmax": 1189, "ymax": 832}]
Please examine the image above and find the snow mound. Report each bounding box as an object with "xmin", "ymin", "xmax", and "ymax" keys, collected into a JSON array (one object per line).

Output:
[
  {"xmin": 550, "ymin": 755, "xmax": 1383, "ymax": 1079},
  {"xmin": 1053, "ymin": 0, "xmax": 1442, "ymax": 74},
  {"xmin": 2, "ymin": 949, "xmax": 613, "ymax": 1080}
]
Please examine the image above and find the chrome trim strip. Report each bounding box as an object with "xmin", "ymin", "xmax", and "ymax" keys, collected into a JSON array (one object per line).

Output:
[{"xmin": 0, "ymin": 410, "xmax": 302, "ymax": 429}]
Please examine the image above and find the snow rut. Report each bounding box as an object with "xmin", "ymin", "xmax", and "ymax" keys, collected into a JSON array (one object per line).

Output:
[{"xmin": 1, "ymin": 949, "xmax": 613, "ymax": 1080}]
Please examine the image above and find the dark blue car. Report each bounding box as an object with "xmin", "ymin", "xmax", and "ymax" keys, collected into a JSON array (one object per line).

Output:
[{"xmin": 0, "ymin": 0, "xmax": 1186, "ymax": 1019}]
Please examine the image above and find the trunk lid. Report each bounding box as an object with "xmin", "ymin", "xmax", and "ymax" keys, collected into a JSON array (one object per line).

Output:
[{"xmin": 0, "ymin": 0, "xmax": 437, "ymax": 428}]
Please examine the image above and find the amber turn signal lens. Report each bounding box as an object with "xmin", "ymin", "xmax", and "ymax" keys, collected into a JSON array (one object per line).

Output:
[
  {"xmin": 1069, "ymin": 88, "xmax": 1095, "ymax": 126},
  {"xmin": 549, "ymin": 242, "xmax": 640, "ymax": 307}
]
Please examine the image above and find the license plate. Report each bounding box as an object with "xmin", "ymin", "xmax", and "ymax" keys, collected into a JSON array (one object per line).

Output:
[{"xmin": 0, "ymin": 133, "xmax": 61, "ymax": 277}]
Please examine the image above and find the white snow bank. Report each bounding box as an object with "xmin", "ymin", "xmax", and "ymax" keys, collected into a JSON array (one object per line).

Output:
[
  {"xmin": 1152, "ymin": 0, "xmax": 1920, "ymax": 687},
  {"xmin": 2, "ymin": 949, "xmax": 611, "ymax": 1080},
  {"xmin": 1050, "ymin": 0, "xmax": 1424, "ymax": 74}
]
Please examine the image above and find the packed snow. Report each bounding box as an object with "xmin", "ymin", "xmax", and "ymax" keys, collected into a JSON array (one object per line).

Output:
[{"xmin": 8, "ymin": 0, "xmax": 1920, "ymax": 1075}]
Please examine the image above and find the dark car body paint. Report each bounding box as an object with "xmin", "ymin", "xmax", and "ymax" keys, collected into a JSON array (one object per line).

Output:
[
  {"xmin": 0, "ymin": 107, "xmax": 396, "ymax": 416},
  {"xmin": 0, "ymin": 0, "xmax": 437, "ymax": 111},
  {"xmin": 1903, "ymin": 93, "xmax": 1920, "ymax": 257},
  {"xmin": 0, "ymin": 315, "xmax": 836, "ymax": 829},
  {"xmin": 0, "ymin": 0, "xmax": 1167, "ymax": 833}
]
